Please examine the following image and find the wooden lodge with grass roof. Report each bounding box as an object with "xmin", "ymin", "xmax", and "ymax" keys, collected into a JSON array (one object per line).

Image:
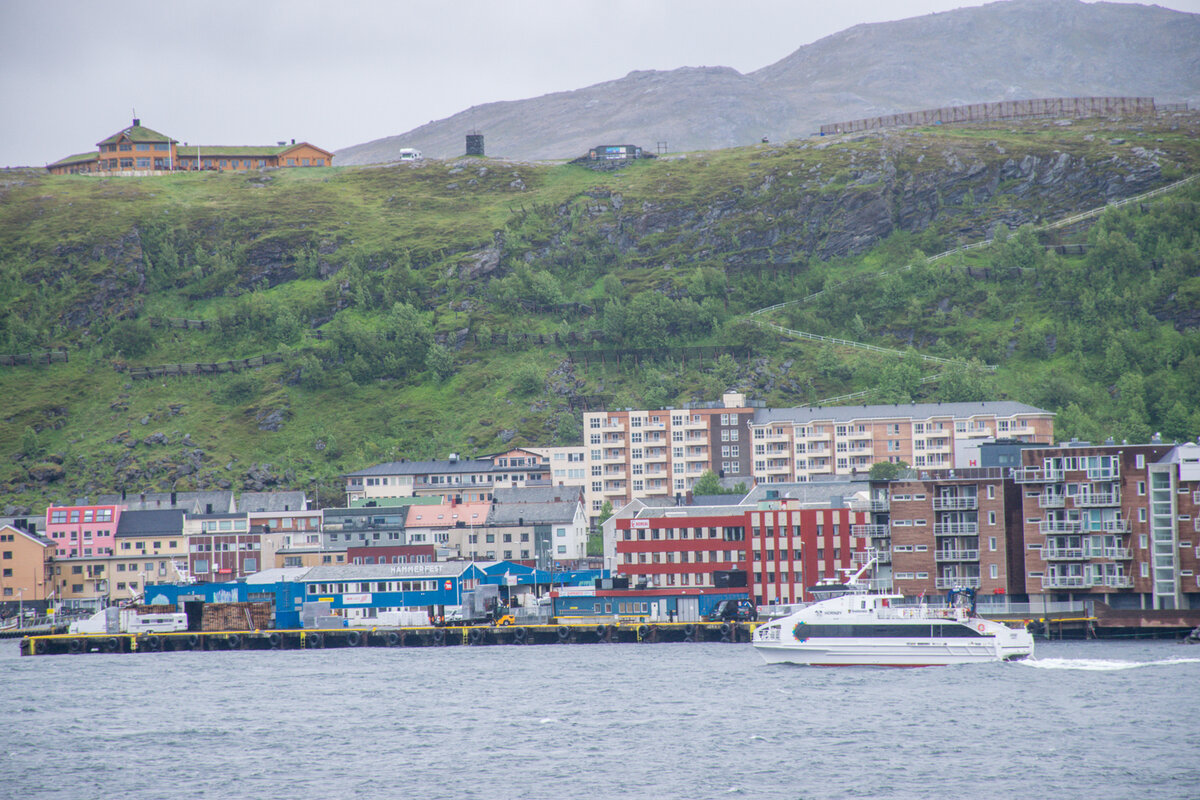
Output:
[{"xmin": 46, "ymin": 118, "xmax": 333, "ymax": 175}]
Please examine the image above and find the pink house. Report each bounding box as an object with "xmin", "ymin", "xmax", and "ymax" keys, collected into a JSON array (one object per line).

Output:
[{"xmin": 45, "ymin": 504, "xmax": 122, "ymax": 558}]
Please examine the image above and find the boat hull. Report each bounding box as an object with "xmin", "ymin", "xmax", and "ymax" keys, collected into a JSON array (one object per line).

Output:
[{"xmin": 755, "ymin": 635, "xmax": 1033, "ymax": 667}]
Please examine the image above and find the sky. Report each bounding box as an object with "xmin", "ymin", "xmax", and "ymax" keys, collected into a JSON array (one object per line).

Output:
[{"xmin": 2, "ymin": 0, "xmax": 1199, "ymax": 167}]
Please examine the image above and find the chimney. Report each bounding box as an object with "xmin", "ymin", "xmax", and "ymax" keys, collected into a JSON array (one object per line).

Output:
[
  {"xmin": 291, "ymin": 138, "xmax": 295, "ymax": 145},
  {"xmin": 132, "ymin": 118, "xmax": 140, "ymax": 126}
]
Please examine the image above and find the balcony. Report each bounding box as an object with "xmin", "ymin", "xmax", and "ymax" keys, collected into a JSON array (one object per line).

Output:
[
  {"xmin": 935, "ymin": 549, "xmax": 980, "ymax": 562},
  {"xmin": 1100, "ymin": 547, "xmax": 1132, "ymax": 560},
  {"xmin": 1094, "ymin": 519, "xmax": 1131, "ymax": 534},
  {"xmin": 851, "ymin": 524, "xmax": 890, "ymax": 538},
  {"xmin": 869, "ymin": 499, "xmax": 889, "ymax": 512},
  {"xmin": 1014, "ymin": 467, "xmax": 1064, "ymax": 484},
  {"xmin": 1041, "ymin": 575, "xmax": 1093, "ymax": 589},
  {"xmin": 933, "ymin": 496, "xmax": 978, "ymax": 511},
  {"xmin": 1078, "ymin": 490, "xmax": 1120, "ymax": 507},
  {"xmin": 1038, "ymin": 493, "xmax": 1065, "ymax": 509},
  {"xmin": 600, "ymin": 451, "xmax": 625, "ymax": 464},
  {"xmin": 1041, "ymin": 547, "xmax": 1087, "ymax": 560},
  {"xmin": 1102, "ymin": 575, "xmax": 1134, "ymax": 588},
  {"xmin": 935, "ymin": 576, "xmax": 982, "ymax": 589},
  {"xmin": 934, "ymin": 522, "xmax": 978, "ymax": 536},
  {"xmin": 1038, "ymin": 519, "xmax": 1085, "ymax": 535}
]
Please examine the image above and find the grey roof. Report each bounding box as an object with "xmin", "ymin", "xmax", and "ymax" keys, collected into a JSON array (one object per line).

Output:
[
  {"xmin": 114, "ymin": 509, "xmax": 186, "ymax": 537},
  {"xmin": 303, "ymin": 562, "xmax": 471, "ymax": 581},
  {"xmin": 97, "ymin": 490, "xmax": 236, "ymax": 514},
  {"xmin": 753, "ymin": 401, "xmax": 1051, "ymax": 425},
  {"xmin": 493, "ymin": 486, "xmax": 583, "ymax": 505},
  {"xmin": 690, "ymin": 494, "xmax": 746, "ymax": 506},
  {"xmin": 0, "ymin": 520, "xmax": 54, "ymax": 546},
  {"xmin": 245, "ymin": 567, "xmax": 311, "ymax": 584},
  {"xmin": 344, "ymin": 458, "xmax": 491, "ymax": 478},
  {"xmin": 488, "ymin": 501, "xmax": 579, "ymax": 526},
  {"xmin": 238, "ymin": 491, "xmax": 308, "ymax": 513},
  {"xmin": 741, "ymin": 479, "xmax": 871, "ymax": 507}
]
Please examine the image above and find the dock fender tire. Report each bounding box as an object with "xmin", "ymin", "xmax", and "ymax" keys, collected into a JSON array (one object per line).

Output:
[
  {"xmin": 468, "ymin": 628, "xmax": 484, "ymax": 645},
  {"xmin": 34, "ymin": 639, "xmax": 48, "ymax": 655},
  {"xmin": 347, "ymin": 631, "xmax": 362, "ymax": 647},
  {"xmin": 187, "ymin": 634, "xmax": 200, "ymax": 650},
  {"xmin": 105, "ymin": 637, "xmax": 120, "ymax": 653},
  {"xmin": 144, "ymin": 636, "xmax": 161, "ymax": 651},
  {"xmin": 595, "ymin": 624, "xmax": 607, "ymax": 640},
  {"xmin": 556, "ymin": 625, "xmax": 571, "ymax": 642},
  {"xmin": 511, "ymin": 626, "xmax": 526, "ymax": 644},
  {"xmin": 432, "ymin": 628, "xmax": 446, "ymax": 646},
  {"xmin": 311, "ymin": 632, "xmax": 324, "ymax": 649},
  {"xmin": 268, "ymin": 632, "xmax": 282, "ymax": 649},
  {"xmin": 68, "ymin": 639, "xmax": 83, "ymax": 654},
  {"xmin": 386, "ymin": 631, "xmax": 400, "ymax": 647},
  {"xmin": 637, "ymin": 624, "xmax": 650, "ymax": 639},
  {"xmin": 720, "ymin": 622, "xmax": 732, "ymax": 636},
  {"xmin": 683, "ymin": 623, "xmax": 696, "ymax": 637},
  {"xmin": 227, "ymin": 634, "xmax": 241, "ymax": 650}
]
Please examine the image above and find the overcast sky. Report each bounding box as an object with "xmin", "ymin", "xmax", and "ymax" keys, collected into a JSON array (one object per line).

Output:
[{"xmin": 2, "ymin": 0, "xmax": 1198, "ymax": 167}]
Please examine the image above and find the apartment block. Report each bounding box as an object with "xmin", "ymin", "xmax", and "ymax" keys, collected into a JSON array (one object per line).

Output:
[
  {"xmin": 750, "ymin": 401, "xmax": 1054, "ymax": 483},
  {"xmin": 864, "ymin": 468, "xmax": 1022, "ymax": 597},
  {"xmin": 1017, "ymin": 441, "xmax": 1200, "ymax": 610},
  {"xmin": 583, "ymin": 392, "xmax": 752, "ymax": 516},
  {"xmin": 607, "ymin": 483, "xmax": 869, "ymax": 606}
]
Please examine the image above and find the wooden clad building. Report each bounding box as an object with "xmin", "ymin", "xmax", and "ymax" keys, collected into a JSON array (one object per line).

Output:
[{"xmin": 46, "ymin": 118, "xmax": 333, "ymax": 175}]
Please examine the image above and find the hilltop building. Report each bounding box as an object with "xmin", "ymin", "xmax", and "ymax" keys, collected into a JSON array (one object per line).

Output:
[{"xmin": 46, "ymin": 118, "xmax": 333, "ymax": 175}]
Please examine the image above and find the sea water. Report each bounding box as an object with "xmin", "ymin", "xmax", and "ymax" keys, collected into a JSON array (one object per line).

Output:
[{"xmin": 2, "ymin": 639, "xmax": 1197, "ymax": 799}]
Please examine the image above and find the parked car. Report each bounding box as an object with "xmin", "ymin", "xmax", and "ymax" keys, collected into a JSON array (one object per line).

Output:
[{"xmin": 704, "ymin": 599, "xmax": 757, "ymax": 622}]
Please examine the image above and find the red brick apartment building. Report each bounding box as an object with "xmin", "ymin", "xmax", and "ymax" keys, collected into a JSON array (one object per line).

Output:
[
  {"xmin": 858, "ymin": 441, "xmax": 1200, "ymax": 610},
  {"xmin": 612, "ymin": 499, "xmax": 867, "ymax": 606},
  {"xmin": 46, "ymin": 118, "xmax": 332, "ymax": 175}
]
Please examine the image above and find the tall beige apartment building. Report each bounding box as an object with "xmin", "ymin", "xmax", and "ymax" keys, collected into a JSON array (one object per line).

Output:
[{"xmin": 584, "ymin": 398, "xmax": 1054, "ymax": 517}]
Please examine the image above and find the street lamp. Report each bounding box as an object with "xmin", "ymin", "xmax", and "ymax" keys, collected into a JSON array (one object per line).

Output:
[{"xmin": 16, "ymin": 588, "xmax": 23, "ymax": 629}]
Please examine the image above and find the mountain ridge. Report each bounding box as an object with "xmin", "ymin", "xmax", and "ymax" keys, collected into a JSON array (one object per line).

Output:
[{"xmin": 335, "ymin": 0, "xmax": 1200, "ymax": 165}]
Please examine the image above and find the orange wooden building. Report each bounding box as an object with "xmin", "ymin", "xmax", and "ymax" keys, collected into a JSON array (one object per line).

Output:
[{"xmin": 47, "ymin": 118, "xmax": 333, "ymax": 175}]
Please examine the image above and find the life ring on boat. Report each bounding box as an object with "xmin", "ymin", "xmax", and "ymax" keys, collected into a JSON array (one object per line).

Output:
[
  {"xmin": 976, "ymin": 623, "xmax": 986, "ymax": 633},
  {"xmin": 347, "ymin": 630, "xmax": 362, "ymax": 647}
]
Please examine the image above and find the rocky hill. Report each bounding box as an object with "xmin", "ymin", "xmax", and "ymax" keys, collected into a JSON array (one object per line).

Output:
[
  {"xmin": 1, "ymin": 114, "xmax": 1198, "ymax": 512},
  {"xmin": 335, "ymin": 0, "xmax": 1200, "ymax": 165}
]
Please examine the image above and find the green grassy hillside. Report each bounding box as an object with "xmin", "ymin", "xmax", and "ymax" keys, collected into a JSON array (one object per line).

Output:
[{"xmin": 1, "ymin": 114, "xmax": 1198, "ymax": 511}]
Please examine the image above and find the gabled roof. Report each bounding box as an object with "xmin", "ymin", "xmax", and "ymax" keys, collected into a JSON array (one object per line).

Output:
[
  {"xmin": 488, "ymin": 501, "xmax": 579, "ymax": 526},
  {"xmin": 48, "ymin": 151, "xmax": 99, "ymax": 167},
  {"xmin": 493, "ymin": 486, "xmax": 583, "ymax": 505},
  {"xmin": 345, "ymin": 458, "xmax": 492, "ymax": 478},
  {"xmin": 98, "ymin": 491, "xmax": 236, "ymax": 514},
  {"xmin": 0, "ymin": 523, "xmax": 55, "ymax": 547},
  {"xmin": 176, "ymin": 145, "xmax": 290, "ymax": 157},
  {"xmin": 406, "ymin": 502, "xmax": 490, "ymax": 528},
  {"xmin": 302, "ymin": 562, "xmax": 475, "ymax": 581},
  {"xmin": 753, "ymin": 401, "xmax": 1052, "ymax": 425},
  {"xmin": 97, "ymin": 122, "xmax": 174, "ymax": 146},
  {"xmin": 114, "ymin": 509, "xmax": 186, "ymax": 538},
  {"xmin": 238, "ymin": 491, "xmax": 308, "ymax": 513}
]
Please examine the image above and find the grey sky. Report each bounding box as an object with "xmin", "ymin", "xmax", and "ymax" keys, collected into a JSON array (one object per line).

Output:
[{"xmin": 2, "ymin": 0, "xmax": 1197, "ymax": 167}]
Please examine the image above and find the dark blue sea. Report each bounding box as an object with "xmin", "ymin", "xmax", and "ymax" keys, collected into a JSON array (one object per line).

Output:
[{"xmin": 2, "ymin": 639, "xmax": 1198, "ymax": 799}]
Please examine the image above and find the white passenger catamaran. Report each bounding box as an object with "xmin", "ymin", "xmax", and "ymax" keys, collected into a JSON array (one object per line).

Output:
[{"xmin": 752, "ymin": 554, "xmax": 1034, "ymax": 666}]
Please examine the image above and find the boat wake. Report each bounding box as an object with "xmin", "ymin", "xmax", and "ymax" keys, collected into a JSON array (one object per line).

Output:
[{"xmin": 1016, "ymin": 656, "xmax": 1200, "ymax": 671}]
